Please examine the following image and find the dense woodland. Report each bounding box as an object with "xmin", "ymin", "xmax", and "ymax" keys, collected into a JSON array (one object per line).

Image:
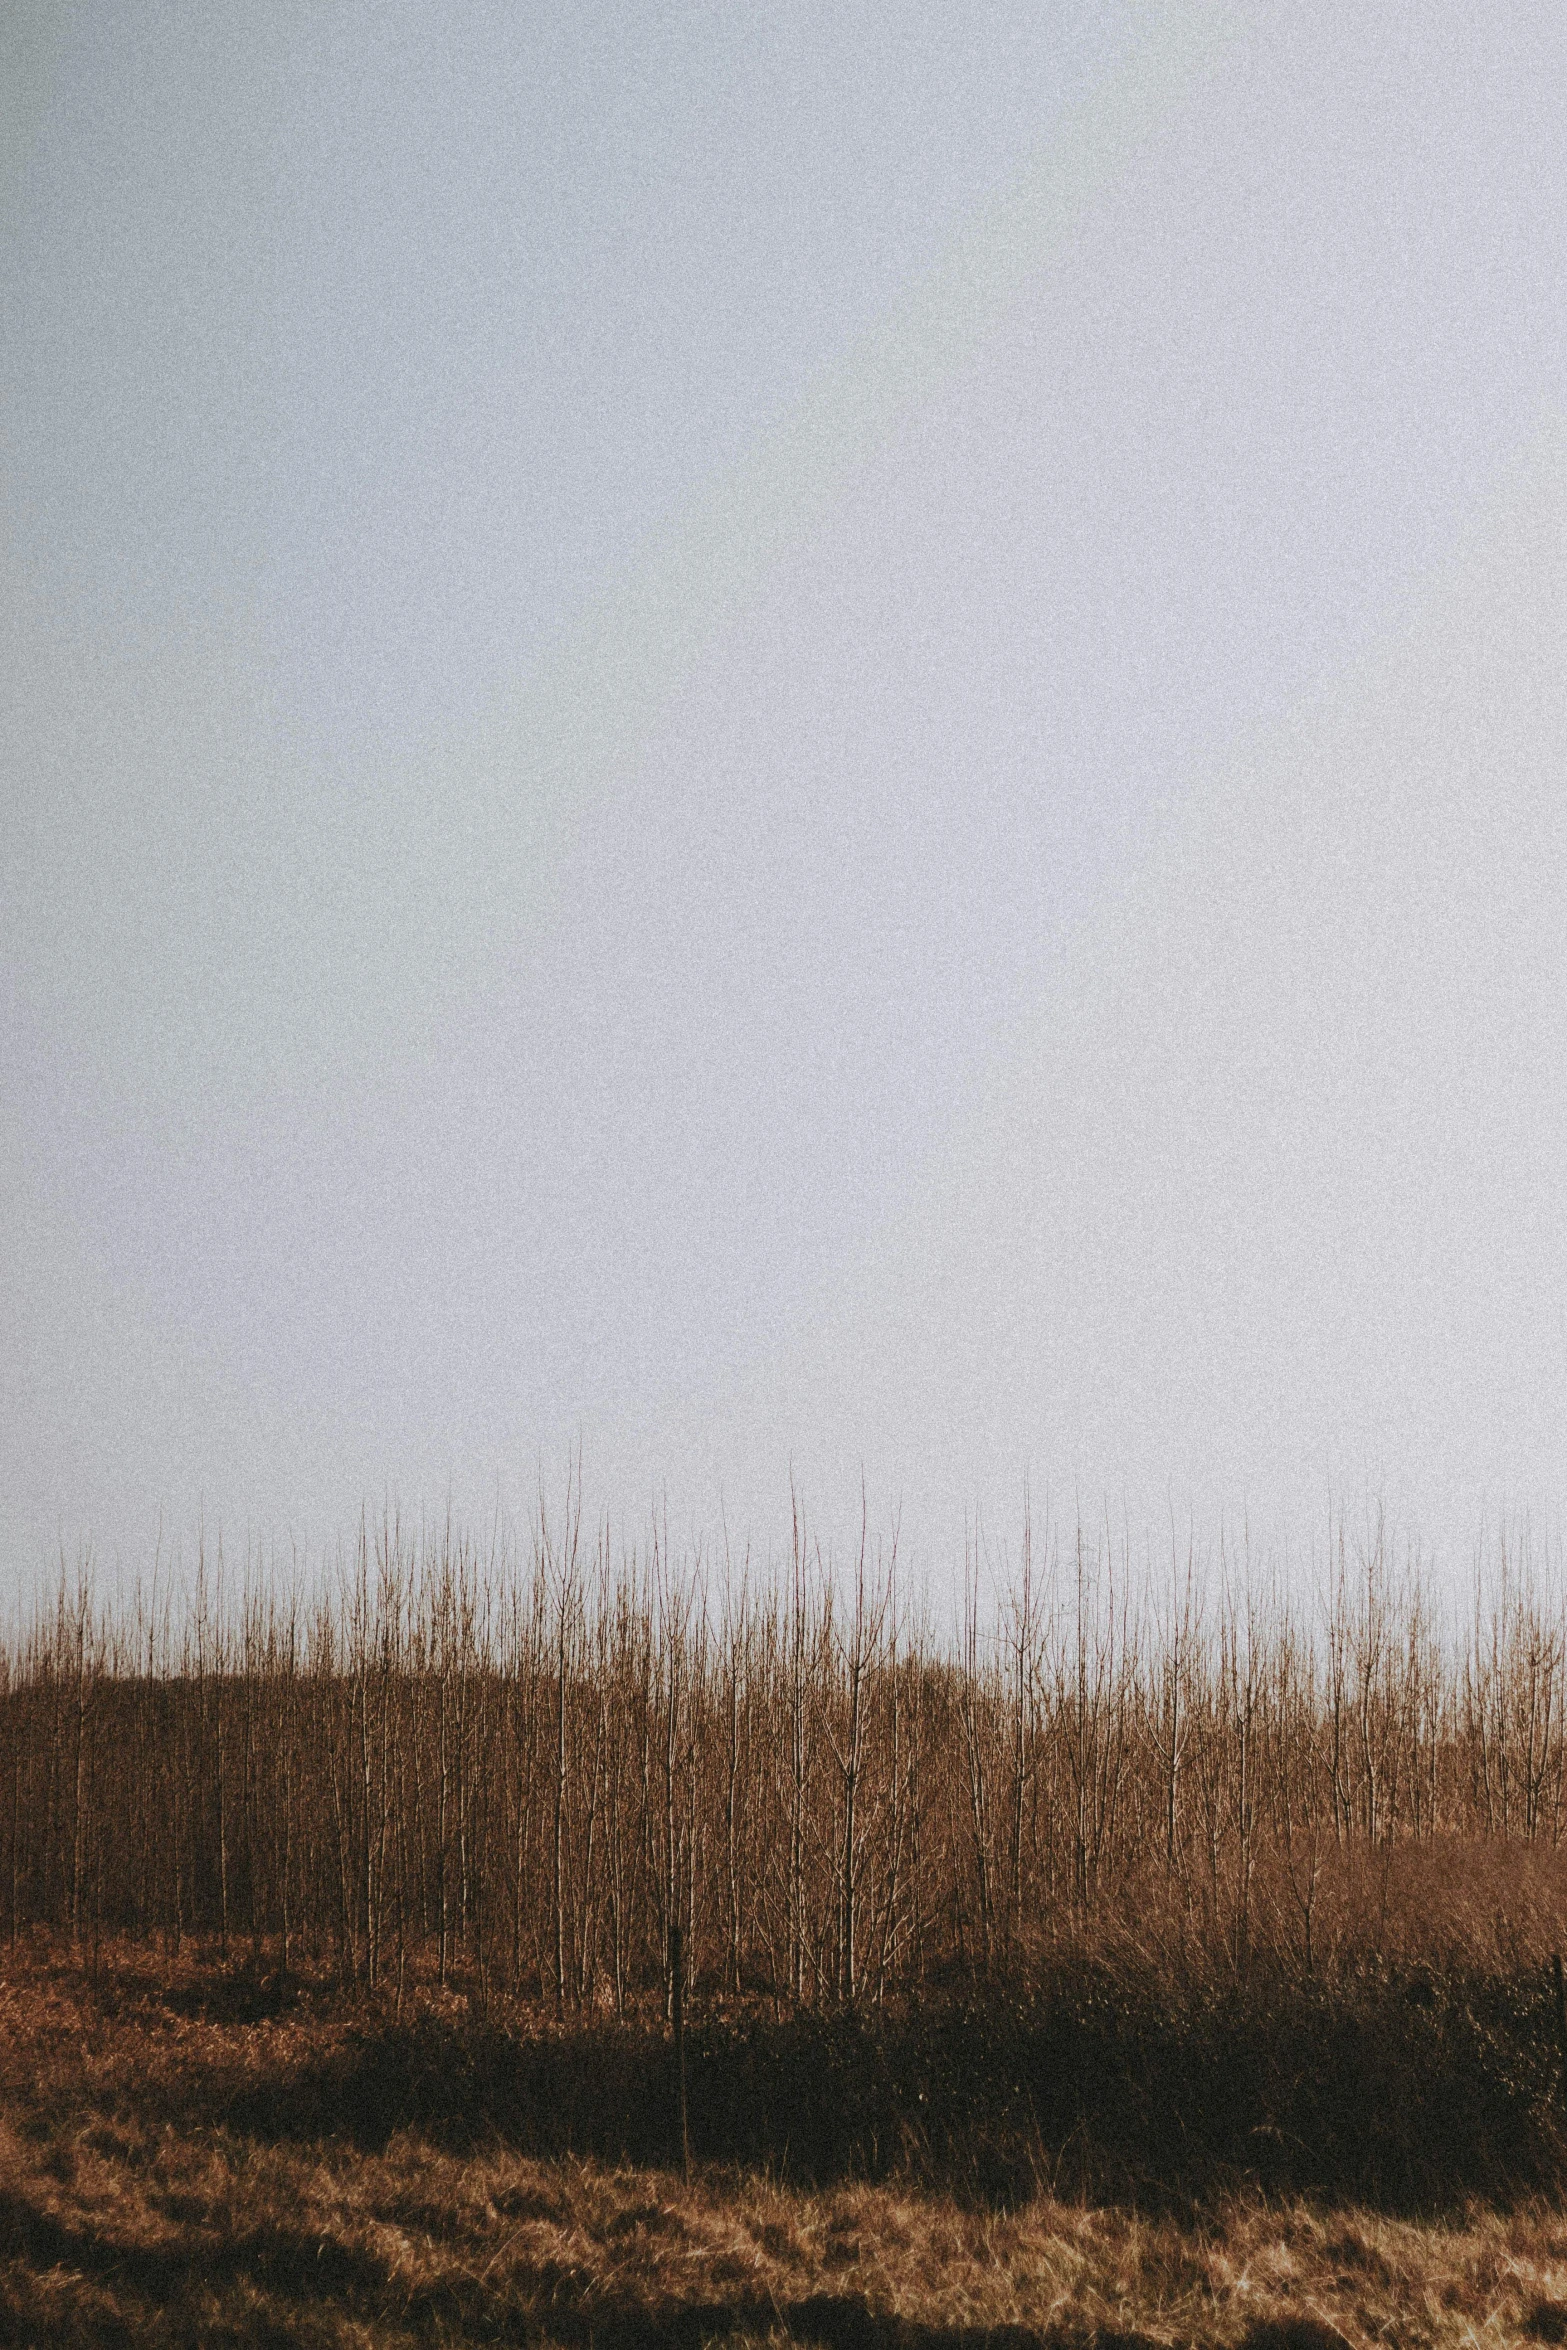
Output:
[{"xmin": 4, "ymin": 1494, "xmax": 1566, "ymax": 2005}]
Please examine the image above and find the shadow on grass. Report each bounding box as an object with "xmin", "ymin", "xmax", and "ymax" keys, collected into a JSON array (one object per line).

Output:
[{"xmin": 216, "ymin": 1959, "xmax": 1567, "ymax": 2216}]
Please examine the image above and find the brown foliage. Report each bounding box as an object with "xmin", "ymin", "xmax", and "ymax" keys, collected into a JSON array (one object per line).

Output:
[{"xmin": 6, "ymin": 1504, "xmax": 1567, "ymax": 2003}]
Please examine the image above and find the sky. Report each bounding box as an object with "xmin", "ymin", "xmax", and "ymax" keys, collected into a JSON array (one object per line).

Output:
[{"xmin": 4, "ymin": 0, "xmax": 1566, "ymax": 1590}]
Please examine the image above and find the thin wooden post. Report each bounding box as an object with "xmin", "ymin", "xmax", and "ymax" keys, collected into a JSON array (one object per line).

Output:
[
  {"xmin": 670, "ymin": 1920, "xmax": 691, "ymax": 2179},
  {"xmin": 1552, "ymin": 1953, "xmax": 1567, "ymax": 2112}
]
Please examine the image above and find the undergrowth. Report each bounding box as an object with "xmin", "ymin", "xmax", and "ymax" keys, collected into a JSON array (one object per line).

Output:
[{"xmin": 223, "ymin": 1956, "xmax": 1567, "ymax": 2214}]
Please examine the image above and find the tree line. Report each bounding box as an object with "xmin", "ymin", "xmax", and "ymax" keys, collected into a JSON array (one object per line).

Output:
[{"xmin": 4, "ymin": 1494, "xmax": 1564, "ymax": 2003}]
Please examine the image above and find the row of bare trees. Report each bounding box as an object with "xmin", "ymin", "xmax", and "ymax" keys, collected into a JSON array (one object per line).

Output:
[{"xmin": 3, "ymin": 1497, "xmax": 1565, "ymax": 2001}]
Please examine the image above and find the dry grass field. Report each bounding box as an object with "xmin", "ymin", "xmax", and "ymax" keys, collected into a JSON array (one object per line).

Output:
[
  {"xmin": 9, "ymin": 1512, "xmax": 1567, "ymax": 2340},
  {"xmin": 6, "ymin": 1939, "xmax": 1567, "ymax": 2349}
]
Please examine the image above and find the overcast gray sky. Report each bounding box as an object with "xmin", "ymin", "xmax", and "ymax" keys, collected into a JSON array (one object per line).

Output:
[{"xmin": 4, "ymin": 0, "xmax": 1566, "ymax": 1585}]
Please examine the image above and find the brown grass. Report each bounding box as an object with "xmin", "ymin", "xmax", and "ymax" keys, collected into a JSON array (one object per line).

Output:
[
  {"xmin": 9, "ymin": 1507, "xmax": 1567, "ymax": 2336},
  {"xmin": 5, "ymin": 1941, "xmax": 1567, "ymax": 2347}
]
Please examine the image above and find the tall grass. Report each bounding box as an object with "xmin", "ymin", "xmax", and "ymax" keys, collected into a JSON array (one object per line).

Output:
[{"xmin": 5, "ymin": 1494, "xmax": 1566, "ymax": 2008}]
